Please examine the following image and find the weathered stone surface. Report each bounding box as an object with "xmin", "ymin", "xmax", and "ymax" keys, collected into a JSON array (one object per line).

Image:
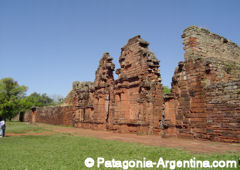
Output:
[
  {"xmin": 25, "ymin": 26, "xmax": 240, "ymax": 143},
  {"xmin": 65, "ymin": 81, "xmax": 94, "ymax": 107},
  {"xmin": 74, "ymin": 53, "xmax": 115, "ymax": 129},
  {"xmin": 182, "ymin": 26, "xmax": 240, "ymax": 63},
  {"xmin": 164, "ymin": 26, "xmax": 240, "ymax": 142},
  {"xmin": 24, "ymin": 106, "xmax": 75, "ymax": 126},
  {"xmin": 73, "ymin": 39, "xmax": 163, "ymax": 134},
  {"xmin": 110, "ymin": 35, "xmax": 163, "ymax": 135}
]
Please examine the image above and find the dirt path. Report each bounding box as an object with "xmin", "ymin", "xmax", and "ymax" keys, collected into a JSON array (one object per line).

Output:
[
  {"xmin": 26, "ymin": 123, "xmax": 239, "ymax": 154},
  {"xmin": 7, "ymin": 131, "xmax": 54, "ymax": 137}
]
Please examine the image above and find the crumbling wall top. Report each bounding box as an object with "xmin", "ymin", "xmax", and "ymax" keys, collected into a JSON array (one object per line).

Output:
[
  {"xmin": 122, "ymin": 35, "xmax": 149, "ymax": 50},
  {"xmin": 64, "ymin": 81, "xmax": 94, "ymax": 106},
  {"xmin": 116, "ymin": 35, "xmax": 161, "ymax": 84},
  {"xmin": 72, "ymin": 81, "xmax": 94, "ymax": 91},
  {"xmin": 94, "ymin": 52, "xmax": 115, "ymax": 88},
  {"xmin": 182, "ymin": 26, "xmax": 240, "ymax": 63}
]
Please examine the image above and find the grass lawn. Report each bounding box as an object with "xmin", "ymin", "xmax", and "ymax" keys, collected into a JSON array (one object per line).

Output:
[{"xmin": 0, "ymin": 122, "xmax": 239, "ymax": 170}]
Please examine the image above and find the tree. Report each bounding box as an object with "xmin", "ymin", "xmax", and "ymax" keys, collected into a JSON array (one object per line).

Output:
[
  {"xmin": 0, "ymin": 77, "xmax": 27, "ymax": 119},
  {"xmin": 25, "ymin": 92, "xmax": 54, "ymax": 107},
  {"xmin": 0, "ymin": 77, "xmax": 59, "ymax": 120},
  {"xmin": 163, "ymin": 86, "xmax": 171, "ymax": 95}
]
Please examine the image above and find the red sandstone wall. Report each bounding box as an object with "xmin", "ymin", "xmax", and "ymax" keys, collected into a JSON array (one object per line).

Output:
[
  {"xmin": 111, "ymin": 35, "xmax": 163, "ymax": 135},
  {"xmin": 73, "ymin": 53, "xmax": 115, "ymax": 129},
  {"xmin": 164, "ymin": 26, "xmax": 240, "ymax": 142},
  {"xmin": 23, "ymin": 110, "xmax": 32, "ymax": 122},
  {"xmin": 205, "ymin": 80, "xmax": 240, "ymax": 142},
  {"xmin": 24, "ymin": 26, "xmax": 240, "ymax": 143},
  {"xmin": 163, "ymin": 95, "xmax": 177, "ymax": 136},
  {"xmin": 27, "ymin": 106, "xmax": 75, "ymax": 126},
  {"xmin": 72, "ymin": 36, "xmax": 163, "ymax": 135}
]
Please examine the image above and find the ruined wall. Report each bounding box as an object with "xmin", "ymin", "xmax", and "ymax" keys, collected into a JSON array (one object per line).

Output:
[
  {"xmin": 25, "ymin": 106, "xmax": 75, "ymax": 126},
  {"xmin": 71, "ymin": 36, "xmax": 163, "ymax": 134},
  {"xmin": 73, "ymin": 53, "xmax": 115, "ymax": 129},
  {"xmin": 183, "ymin": 26, "xmax": 240, "ymax": 62},
  {"xmin": 65, "ymin": 81, "xmax": 94, "ymax": 107},
  {"xmin": 110, "ymin": 35, "xmax": 163, "ymax": 134},
  {"xmin": 163, "ymin": 94, "xmax": 178, "ymax": 136},
  {"xmin": 165, "ymin": 26, "xmax": 240, "ymax": 142},
  {"xmin": 24, "ymin": 26, "xmax": 240, "ymax": 142},
  {"xmin": 91, "ymin": 53, "xmax": 115, "ymax": 129},
  {"xmin": 65, "ymin": 82, "xmax": 95, "ymax": 128},
  {"xmin": 23, "ymin": 110, "xmax": 32, "ymax": 122},
  {"xmin": 205, "ymin": 80, "xmax": 240, "ymax": 142}
]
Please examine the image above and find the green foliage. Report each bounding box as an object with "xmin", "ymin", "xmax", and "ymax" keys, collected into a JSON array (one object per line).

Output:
[
  {"xmin": 0, "ymin": 122, "xmax": 239, "ymax": 169},
  {"xmin": 0, "ymin": 77, "xmax": 56, "ymax": 120},
  {"xmin": 163, "ymin": 86, "xmax": 171, "ymax": 95},
  {"xmin": 25, "ymin": 92, "xmax": 54, "ymax": 107},
  {"xmin": 17, "ymin": 92, "xmax": 55, "ymax": 116},
  {"xmin": 0, "ymin": 77, "xmax": 27, "ymax": 119}
]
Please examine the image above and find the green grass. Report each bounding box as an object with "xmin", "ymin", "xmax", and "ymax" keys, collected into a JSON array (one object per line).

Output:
[
  {"xmin": 0, "ymin": 122, "xmax": 239, "ymax": 170},
  {"xmin": 6, "ymin": 121, "xmax": 46, "ymax": 134}
]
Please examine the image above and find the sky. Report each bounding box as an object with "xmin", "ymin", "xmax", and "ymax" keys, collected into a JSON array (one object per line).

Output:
[{"xmin": 1, "ymin": 0, "xmax": 240, "ymax": 97}]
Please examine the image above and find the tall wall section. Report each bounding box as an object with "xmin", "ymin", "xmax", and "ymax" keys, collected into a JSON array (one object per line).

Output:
[
  {"xmin": 109, "ymin": 35, "xmax": 163, "ymax": 134},
  {"xmin": 73, "ymin": 53, "xmax": 115, "ymax": 129},
  {"xmin": 164, "ymin": 26, "xmax": 240, "ymax": 142}
]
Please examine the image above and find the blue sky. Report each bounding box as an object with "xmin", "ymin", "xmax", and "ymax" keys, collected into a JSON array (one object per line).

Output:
[{"xmin": 1, "ymin": 0, "xmax": 240, "ymax": 97}]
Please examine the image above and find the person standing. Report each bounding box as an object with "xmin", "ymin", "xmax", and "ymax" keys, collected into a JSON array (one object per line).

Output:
[
  {"xmin": 0, "ymin": 123, "xmax": 2, "ymax": 137},
  {"xmin": 0, "ymin": 118, "xmax": 6, "ymax": 137}
]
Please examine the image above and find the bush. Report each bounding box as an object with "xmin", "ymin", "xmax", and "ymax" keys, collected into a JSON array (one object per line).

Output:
[{"xmin": 163, "ymin": 86, "xmax": 171, "ymax": 95}]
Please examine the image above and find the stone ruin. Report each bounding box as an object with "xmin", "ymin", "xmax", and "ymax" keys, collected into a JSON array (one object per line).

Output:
[
  {"xmin": 26, "ymin": 26, "xmax": 240, "ymax": 143},
  {"xmin": 164, "ymin": 26, "xmax": 240, "ymax": 142},
  {"xmin": 66, "ymin": 38, "xmax": 164, "ymax": 135}
]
